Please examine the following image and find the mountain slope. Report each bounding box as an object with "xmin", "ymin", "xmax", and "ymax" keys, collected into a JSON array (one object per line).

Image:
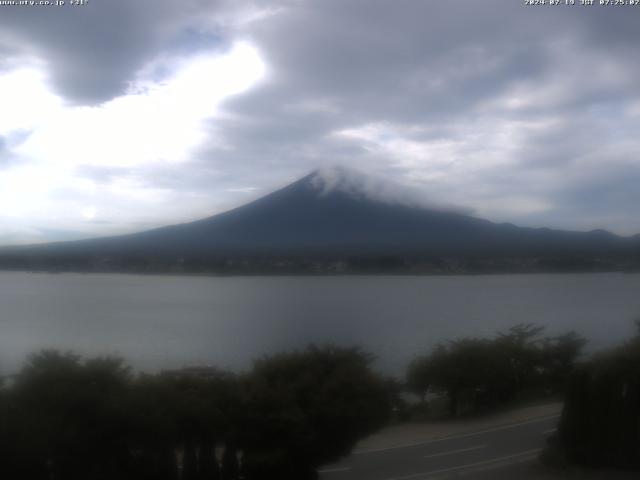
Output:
[{"xmin": 1, "ymin": 168, "xmax": 639, "ymax": 266}]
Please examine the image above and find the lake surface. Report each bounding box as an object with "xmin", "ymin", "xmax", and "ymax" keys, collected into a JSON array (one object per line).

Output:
[{"xmin": 1, "ymin": 272, "xmax": 639, "ymax": 376}]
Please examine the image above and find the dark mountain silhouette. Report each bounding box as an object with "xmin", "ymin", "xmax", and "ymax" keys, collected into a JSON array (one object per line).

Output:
[{"xmin": 1, "ymin": 167, "xmax": 639, "ymax": 272}]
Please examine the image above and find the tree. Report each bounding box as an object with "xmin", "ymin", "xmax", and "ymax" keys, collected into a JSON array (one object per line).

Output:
[
  {"xmin": 495, "ymin": 323, "xmax": 545, "ymax": 397},
  {"xmin": 555, "ymin": 326, "xmax": 640, "ymax": 469},
  {"xmin": 2, "ymin": 346, "xmax": 391, "ymax": 480},
  {"xmin": 434, "ymin": 338, "xmax": 513, "ymax": 415},
  {"xmin": 239, "ymin": 345, "xmax": 391, "ymax": 480},
  {"xmin": 127, "ymin": 367, "xmax": 240, "ymax": 480},
  {"xmin": 8, "ymin": 350, "xmax": 132, "ymax": 480},
  {"xmin": 406, "ymin": 355, "xmax": 432, "ymax": 403},
  {"xmin": 540, "ymin": 331, "xmax": 587, "ymax": 393},
  {"xmin": 407, "ymin": 324, "xmax": 586, "ymax": 417}
]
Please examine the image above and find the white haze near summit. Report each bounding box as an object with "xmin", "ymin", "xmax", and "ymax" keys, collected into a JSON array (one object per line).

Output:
[
  {"xmin": 310, "ymin": 166, "xmax": 472, "ymax": 215},
  {"xmin": 1, "ymin": 0, "xmax": 640, "ymax": 243}
]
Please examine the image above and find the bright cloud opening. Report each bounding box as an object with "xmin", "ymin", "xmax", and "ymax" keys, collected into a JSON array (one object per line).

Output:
[
  {"xmin": 15, "ymin": 42, "xmax": 265, "ymax": 169},
  {"xmin": 0, "ymin": 42, "xmax": 265, "ymax": 240},
  {"xmin": 0, "ymin": 67, "xmax": 63, "ymax": 133}
]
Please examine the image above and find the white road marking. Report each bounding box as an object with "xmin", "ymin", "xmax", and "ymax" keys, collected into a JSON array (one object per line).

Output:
[
  {"xmin": 543, "ymin": 428, "xmax": 557, "ymax": 434},
  {"xmin": 354, "ymin": 414, "xmax": 560, "ymax": 455},
  {"xmin": 382, "ymin": 448, "xmax": 542, "ymax": 480},
  {"xmin": 318, "ymin": 467, "xmax": 352, "ymax": 474},
  {"xmin": 423, "ymin": 444, "xmax": 486, "ymax": 459}
]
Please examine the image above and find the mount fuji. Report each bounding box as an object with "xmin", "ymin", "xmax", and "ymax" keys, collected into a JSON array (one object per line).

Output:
[{"xmin": 1, "ymin": 167, "xmax": 638, "ymax": 273}]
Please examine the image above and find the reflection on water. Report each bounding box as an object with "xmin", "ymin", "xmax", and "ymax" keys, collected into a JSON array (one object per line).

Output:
[{"xmin": 0, "ymin": 271, "xmax": 639, "ymax": 375}]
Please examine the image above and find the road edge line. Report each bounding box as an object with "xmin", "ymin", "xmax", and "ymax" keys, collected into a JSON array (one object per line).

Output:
[{"xmin": 354, "ymin": 413, "xmax": 560, "ymax": 455}]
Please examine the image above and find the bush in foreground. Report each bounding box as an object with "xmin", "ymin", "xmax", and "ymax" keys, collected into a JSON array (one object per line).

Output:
[
  {"xmin": 0, "ymin": 345, "xmax": 391, "ymax": 480},
  {"xmin": 406, "ymin": 324, "xmax": 586, "ymax": 416},
  {"xmin": 553, "ymin": 324, "xmax": 640, "ymax": 470}
]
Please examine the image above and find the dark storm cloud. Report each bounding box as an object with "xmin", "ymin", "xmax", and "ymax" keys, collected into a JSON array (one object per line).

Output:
[
  {"xmin": 0, "ymin": 0, "xmax": 250, "ymax": 104},
  {"xmin": 229, "ymin": 1, "xmax": 555, "ymax": 119},
  {"xmin": 234, "ymin": 0, "xmax": 638, "ymax": 129},
  {"xmin": 194, "ymin": 0, "xmax": 640, "ymax": 232}
]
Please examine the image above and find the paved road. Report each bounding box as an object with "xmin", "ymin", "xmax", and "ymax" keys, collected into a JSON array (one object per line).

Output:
[{"xmin": 318, "ymin": 414, "xmax": 560, "ymax": 480}]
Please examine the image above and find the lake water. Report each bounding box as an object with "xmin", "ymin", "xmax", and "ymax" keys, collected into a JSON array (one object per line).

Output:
[{"xmin": 1, "ymin": 272, "xmax": 639, "ymax": 376}]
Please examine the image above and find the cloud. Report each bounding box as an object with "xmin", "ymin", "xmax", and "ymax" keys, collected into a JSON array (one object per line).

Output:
[
  {"xmin": 2, "ymin": 0, "xmax": 640, "ymax": 242},
  {"xmin": 0, "ymin": 39, "xmax": 265, "ymax": 238},
  {"xmin": 14, "ymin": 42, "xmax": 264, "ymax": 169},
  {"xmin": 199, "ymin": 0, "xmax": 640, "ymax": 233},
  {"xmin": 1, "ymin": 1, "xmax": 279, "ymax": 103},
  {"xmin": 309, "ymin": 165, "xmax": 471, "ymax": 214}
]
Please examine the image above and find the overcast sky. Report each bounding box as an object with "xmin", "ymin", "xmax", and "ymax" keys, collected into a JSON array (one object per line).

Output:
[{"xmin": 1, "ymin": 0, "xmax": 639, "ymax": 244}]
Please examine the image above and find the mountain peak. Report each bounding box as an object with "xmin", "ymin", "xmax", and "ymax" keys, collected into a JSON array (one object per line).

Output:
[
  {"xmin": 303, "ymin": 165, "xmax": 468, "ymax": 214},
  {"xmin": 307, "ymin": 165, "xmax": 376, "ymax": 196},
  {"xmin": 1, "ymin": 164, "xmax": 636, "ymax": 268}
]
